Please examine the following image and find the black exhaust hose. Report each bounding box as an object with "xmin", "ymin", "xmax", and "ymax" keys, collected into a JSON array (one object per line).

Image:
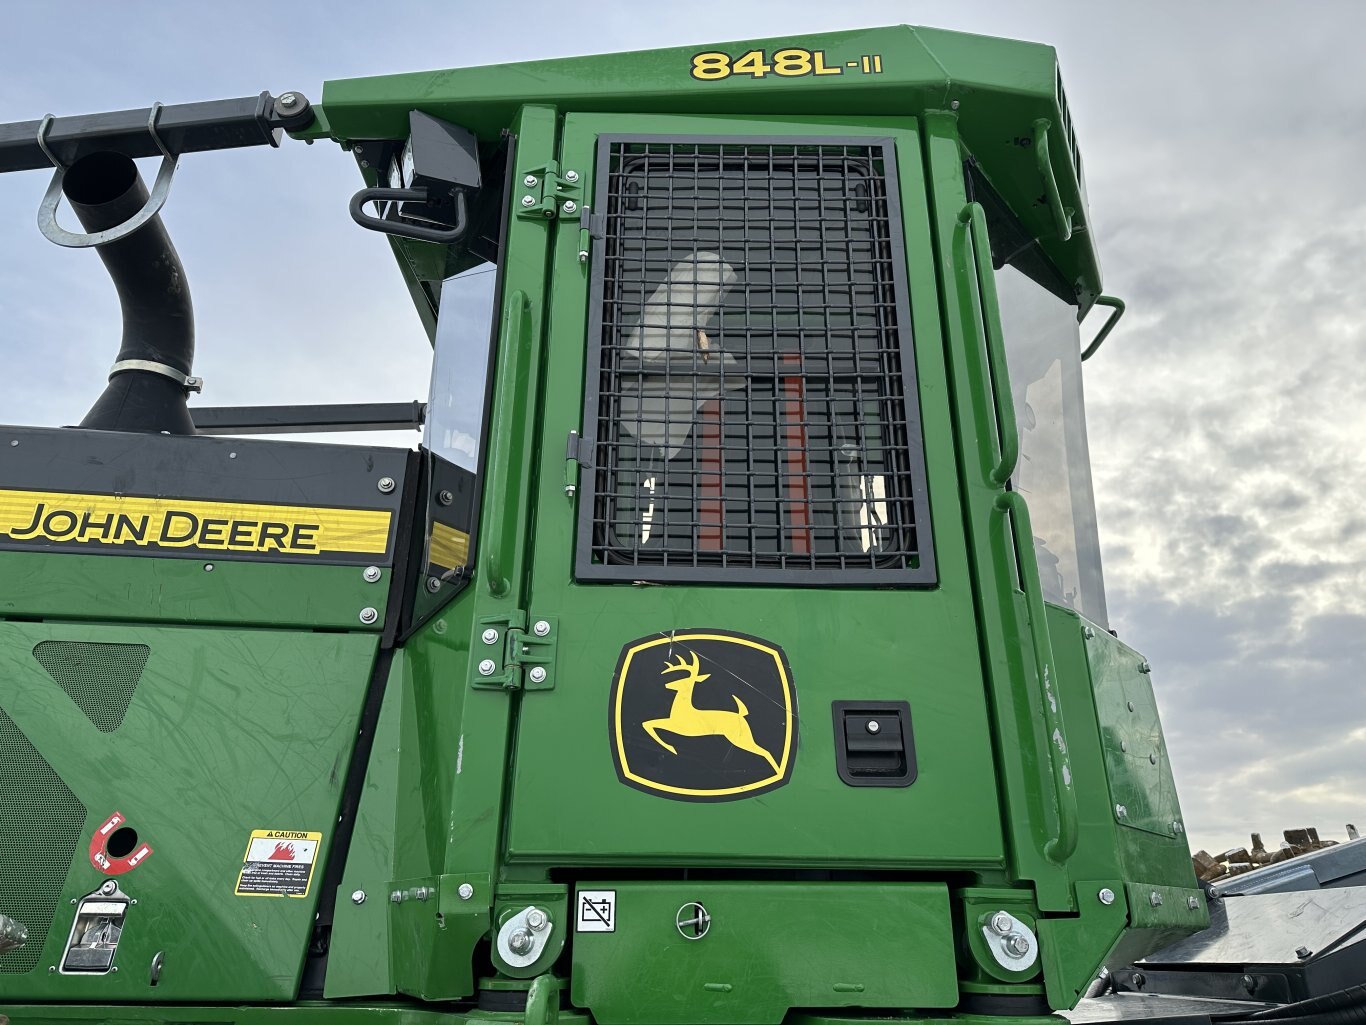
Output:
[{"xmin": 65, "ymin": 152, "xmax": 196, "ymax": 434}]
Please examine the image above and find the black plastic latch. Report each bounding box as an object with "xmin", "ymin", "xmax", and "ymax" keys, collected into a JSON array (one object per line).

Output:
[{"xmin": 833, "ymin": 701, "xmax": 916, "ymax": 787}]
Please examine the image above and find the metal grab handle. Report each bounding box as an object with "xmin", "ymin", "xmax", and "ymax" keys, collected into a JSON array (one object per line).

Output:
[
  {"xmin": 349, "ymin": 186, "xmax": 469, "ymax": 245},
  {"xmin": 957, "ymin": 203, "xmax": 1020, "ymax": 485},
  {"xmin": 995, "ymin": 489, "xmax": 1080, "ymax": 865},
  {"xmin": 1033, "ymin": 118, "xmax": 1074, "ymax": 243},
  {"xmin": 1080, "ymin": 295, "xmax": 1126, "ymax": 362},
  {"xmin": 483, "ymin": 290, "xmax": 532, "ymax": 597}
]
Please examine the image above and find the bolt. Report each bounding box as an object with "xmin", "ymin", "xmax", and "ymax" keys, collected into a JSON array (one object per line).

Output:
[
  {"xmin": 1138, "ymin": 660, "xmax": 1152, "ymax": 674},
  {"xmin": 529, "ymin": 666, "xmax": 548, "ymax": 684},
  {"xmin": 101, "ymin": 881, "xmax": 117, "ymax": 895},
  {"xmin": 1188, "ymin": 896, "xmax": 1201, "ymax": 910},
  {"xmin": 1116, "ymin": 804, "xmax": 1128, "ymax": 819},
  {"xmin": 229, "ymin": 451, "xmax": 238, "ymax": 459},
  {"xmin": 438, "ymin": 489, "xmax": 454, "ymax": 506},
  {"xmin": 533, "ymin": 619, "xmax": 551, "ymax": 637},
  {"xmin": 426, "ymin": 576, "xmax": 442, "ymax": 593},
  {"xmin": 279, "ymin": 92, "xmax": 298, "ymax": 107},
  {"xmin": 478, "ymin": 659, "xmax": 497, "ymax": 677},
  {"xmin": 508, "ymin": 928, "xmax": 534, "ymax": 956},
  {"xmin": 521, "ymin": 195, "xmax": 536, "ymax": 207},
  {"xmin": 562, "ymin": 200, "xmax": 578, "ymax": 215},
  {"xmin": 359, "ymin": 607, "xmax": 379, "ymax": 625},
  {"xmin": 527, "ymin": 909, "xmax": 548, "ymax": 931},
  {"xmin": 204, "ymin": 563, "xmax": 215, "ymax": 572},
  {"xmin": 989, "ymin": 911, "xmax": 1012, "ymax": 936},
  {"xmin": 482, "ymin": 628, "xmax": 500, "ymax": 644},
  {"xmin": 564, "ymin": 169, "xmax": 579, "ymax": 183},
  {"xmin": 377, "ymin": 476, "xmax": 396, "ymax": 493},
  {"xmin": 951, "ymin": 99, "xmax": 960, "ymax": 110},
  {"xmin": 351, "ymin": 890, "xmax": 367, "ymax": 905},
  {"xmin": 543, "ymin": 208, "xmax": 555, "ymax": 219},
  {"xmin": 416, "ymin": 887, "xmax": 430, "ymax": 902},
  {"xmin": 1131, "ymin": 972, "xmax": 1145, "ymax": 989},
  {"xmin": 458, "ymin": 883, "xmax": 474, "ymax": 900},
  {"xmin": 363, "ymin": 566, "xmax": 381, "ymax": 583},
  {"xmin": 1149, "ymin": 891, "xmax": 1163, "ymax": 907},
  {"xmin": 1243, "ymin": 975, "xmax": 1257, "ymax": 994},
  {"xmin": 390, "ymin": 890, "xmax": 404, "ymax": 904},
  {"xmin": 524, "ymin": 174, "xmax": 538, "ymax": 187},
  {"xmin": 1098, "ymin": 888, "xmax": 1116, "ymax": 905},
  {"xmin": 1174, "ymin": 821, "xmax": 1185, "ymax": 833},
  {"xmin": 1003, "ymin": 932, "xmax": 1031, "ymax": 959},
  {"xmin": 866, "ymin": 720, "xmax": 881, "ymax": 735},
  {"xmin": 1120, "ymin": 740, "xmax": 1127, "ymax": 752},
  {"xmin": 1083, "ymin": 626, "xmax": 1095, "ymax": 640},
  {"xmin": 49, "ymin": 965, "xmax": 56, "ymax": 972},
  {"xmin": 1149, "ymin": 752, "xmax": 1158, "ymax": 764},
  {"xmin": 353, "ymin": 144, "xmax": 365, "ymax": 155},
  {"xmin": 1128, "ymin": 700, "xmax": 1135, "ymax": 712},
  {"xmin": 1297, "ymin": 946, "xmax": 1313, "ymax": 960}
]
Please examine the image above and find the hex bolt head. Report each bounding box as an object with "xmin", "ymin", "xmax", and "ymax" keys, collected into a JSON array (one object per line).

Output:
[
  {"xmin": 363, "ymin": 566, "xmax": 382, "ymax": 583},
  {"xmin": 989, "ymin": 911, "xmax": 1012, "ymax": 936},
  {"xmin": 508, "ymin": 928, "xmax": 534, "ymax": 955},
  {"xmin": 1128, "ymin": 700, "xmax": 1136, "ymax": 712},
  {"xmin": 100, "ymin": 880, "xmax": 118, "ymax": 896},
  {"xmin": 1098, "ymin": 887, "xmax": 1116, "ymax": 905},
  {"xmin": 1297, "ymin": 946, "xmax": 1313, "ymax": 960},
  {"xmin": 416, "ymin": 887, "xmax": 430, "ymax": 902},
  {"xmin": 526, "ymin": 909, "xmax": 548, "ymax": 931},
  {"xmin": 478, "ymin": 659, "xmax": 497, "ymax": 677},
  {"xmin": 564, "ymin": 169, "xmax": 580, "ymax": 183},
  {"xmin": 1187, "ymin": 895, "xmax": 1201, "ymax": 910},
  {"xmin": 1243, "ymin": 974, "xmax": 1257, "ymax": 994},
  {"xmin": 458, "ymin": 883, "xmax": 474, "ymax": 901},
  {"xmin": 482, "ymin": 628, "xmax": 500, "ymax": 645},
  {"xmin": 1149, "ymin": 752, "xmax": 1158, "ymax": 764},
  {"xmin": 528, "ymin": 666, "xmax": 548, "ymax": 684},
  {"xmin": 390, "ymin": 890, "xmax": 404, "ymax": 904},
  {"xmin": 1149, "ymin": 891, "xmax": 1164, "ymax": 907},
  {"xmin": 524, "ymin": 174, "xmax": 538, "ymax": 187},
  {"xmin": 1083, "ymin": 626, "xmax": 1095, "ymax": 640},
  {"xmin": 438, "ymin": 489, "xmax": 455, "ymax": 506},
  {"xmin": 1003, "ymin": 932, "xmax": 1031, "ymax": 959},
  {"xmin": 1131, "ymin": 972, "xmax": 1146, "ymax": 989},
  {"xmin": 359, "ymin": 607, "xmax": 379, "ymax": 625},
  {"xmin": 377, "ymin": 477, "xmax": 396, "ymax": 494},
  {"xmin": 866, "ymin": 720, "xmax": 881, "ymax": 735},
  {"xmin": 204, "ymin": 563, "xmax": 215, "ymax": 572},
  {"xmin": 426, "ymin": 576, "xmax": 442, "ymax": 593},
  {"xmin": 1116, "ymin": 804, "xmax": 1128, "ymax": 819},
  {"xmin": 533, "ymin": 619, "xmax": 551, "ymax": 637},
  {"xmin": 351, "ymin": 890, "xmax": 367, "ymax": 905},
  {"xmin": 1120, "ymin": 740, "xmax": 1127, "ymax": 752},
  {"xmin": 521, "ymin": 195, "xmax": 536, "ymax": 207},
  {"xmin": 562, "ymin": 200, "xmax": 578, "ymax": 215},
  {"xmin": 1138, "ymin": 660, "xmax": 1152, "ymax": 674}
]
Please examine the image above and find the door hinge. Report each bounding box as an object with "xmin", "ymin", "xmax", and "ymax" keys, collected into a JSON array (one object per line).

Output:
[
  {"xmin": 564, "ymin": 429, "xmax": 591, "ymax": 499},
  {"xmin": 515, "ymin": 161, "xmax": 582, "ymax": 221},
  {"xmin": 472, "ymin": 610, "xmax": 558, "ymax": 691},
  {"xmin": 577, "ymin": 206, "xmax": 605, "ymax": 263}
]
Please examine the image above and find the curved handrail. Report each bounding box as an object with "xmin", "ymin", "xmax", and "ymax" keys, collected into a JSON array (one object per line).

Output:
[
  {"xmin": 1080, "ymin": 295, "xmax": 1126, "ymax": 362},
  {"xmin": 957, "ymin": 203, "xmax": 1020, "ymax": 485},
  {"xmin": 1032, "ymin": 118, "xmax": 1074, "ymax": 243},
  {"xmin": 995, "ymin": 489, "xmax": 1080, "ymax": 865}
]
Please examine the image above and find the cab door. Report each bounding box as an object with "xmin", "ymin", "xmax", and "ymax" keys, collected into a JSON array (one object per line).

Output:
[{"xmin": 506, "ymin": 113, "xmax": 1004, "ymax": 869}]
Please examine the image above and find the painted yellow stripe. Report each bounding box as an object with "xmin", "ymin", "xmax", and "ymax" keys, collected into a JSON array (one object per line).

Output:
[
  {"xmin": 428, "ymin": 521, "xmax": 470, "ymax": 571},
  {"xmin": 0, "ymin": 489, "xmax": 391, "ymax": 556}
]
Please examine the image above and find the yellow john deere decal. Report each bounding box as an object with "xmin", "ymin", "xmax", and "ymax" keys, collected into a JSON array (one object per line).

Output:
[
  {"xmin": 0, "ymin": 489, "xmax": 391, "ymax": 558},
  {"xmin": 609, "ymin": 630, "xmax": 797, "ymax": 802}
]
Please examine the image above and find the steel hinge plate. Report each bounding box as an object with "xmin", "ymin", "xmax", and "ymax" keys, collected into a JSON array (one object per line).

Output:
[
  {"xmin": 515, "ymin": 161, "xmax": 582, "ymax": 221},
  {"xmin": 472, "ymin": 611, "xmax": 558, "ymax": 690}
]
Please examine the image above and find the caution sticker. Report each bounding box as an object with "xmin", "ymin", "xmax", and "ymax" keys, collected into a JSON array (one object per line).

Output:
[{"xmin": 234, "ymin": 830, "xmax": 322, "ymax": 898}]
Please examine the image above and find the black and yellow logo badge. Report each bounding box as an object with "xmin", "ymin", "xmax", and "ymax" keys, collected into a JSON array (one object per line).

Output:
[{"xmin": 609, "ymin": 630, "xmax": 797, "ymax": 802}]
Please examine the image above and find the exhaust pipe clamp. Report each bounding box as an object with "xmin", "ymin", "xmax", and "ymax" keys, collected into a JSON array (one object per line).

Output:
[{"xmin": 109, "ymin": 359, "xmax": 203, "ymax": 394}]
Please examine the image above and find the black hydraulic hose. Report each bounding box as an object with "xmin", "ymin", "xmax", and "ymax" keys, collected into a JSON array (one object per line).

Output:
[
  {"xmin": 65, "ymin": 151, "xmax": 196, "ymax": 434},
  {"xmin": 1215, "ymin": 986, "xmax": 1366, "ymax": 1025}
]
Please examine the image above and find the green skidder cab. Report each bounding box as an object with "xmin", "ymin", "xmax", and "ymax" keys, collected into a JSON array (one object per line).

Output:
[{"xmin": 0, "ymin": 24, "xmax": 1203, "ymax": 1025}]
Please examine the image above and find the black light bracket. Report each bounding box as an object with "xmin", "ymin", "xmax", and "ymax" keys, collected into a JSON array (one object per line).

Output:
[{"xmin": 348, "ymin": 111, "xmax": 482, "ymax": 246}]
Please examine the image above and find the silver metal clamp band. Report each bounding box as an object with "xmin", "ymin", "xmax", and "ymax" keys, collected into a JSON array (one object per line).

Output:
[{"xmin": 108, "ymin": 359, "xmax": 203, "ymax": 393}]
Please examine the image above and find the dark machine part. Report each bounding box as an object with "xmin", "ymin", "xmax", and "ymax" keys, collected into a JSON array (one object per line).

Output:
[
  {"xmin": 65, "ymin": 152, "xmax": 197, "ymax": 435},
  {"xmin": 349, "ymin": 111, "xmax": 483, "ymax": 244}
]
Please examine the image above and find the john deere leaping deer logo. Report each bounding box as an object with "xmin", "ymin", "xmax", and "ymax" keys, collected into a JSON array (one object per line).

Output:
[{"xmin": 610, "ymin": 631, "xmax": 796, "ymax": 801}]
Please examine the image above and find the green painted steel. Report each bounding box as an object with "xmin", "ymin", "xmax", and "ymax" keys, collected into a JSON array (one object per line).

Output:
[{"xmin": 0, "ymin": 22, "xmax": 1208, "ymax": 1025}]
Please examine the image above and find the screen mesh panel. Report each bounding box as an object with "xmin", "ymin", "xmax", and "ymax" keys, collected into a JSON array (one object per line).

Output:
[
  {"xmin": 33, "ymin": 641, "xmax": 150, "ymax": 733},
  {"xmin": 0, "ymin": 708, "xmax": 86, "ymax": 973},
  {"xmin": 579, "ymin": 137, "xmax": 934, "ymax": 585}
]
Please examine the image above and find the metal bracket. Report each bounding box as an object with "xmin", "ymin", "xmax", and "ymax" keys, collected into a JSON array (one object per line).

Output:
[
  {"xmin": 516, "ymin": 161, "xmax": 581, "ymax": 221},
  {"xmin": 472, "ymin": 611, "xmax": 558, "ymax": 690},
  {"xmin": 109, "ymin": 359, "xmax": 203, "ymax": 393}
]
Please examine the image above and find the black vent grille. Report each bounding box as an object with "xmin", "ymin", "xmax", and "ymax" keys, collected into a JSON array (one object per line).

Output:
[
  {"xmin": 0, "ymin": 708, "xmax": 86, "ymax": 973},
  {"xmin": 578, "ymin": 137, "xmax": 934, "ymax": 585},
  {"xmin": 33, "ymin": 641, "xmax": 149, "ymax": 732}
]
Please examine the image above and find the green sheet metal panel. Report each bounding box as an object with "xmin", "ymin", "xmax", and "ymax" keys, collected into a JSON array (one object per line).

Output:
[
  {"xmin": 570, "ymin": 882, "xmax": 957, "ymax": 1024},
  {"xmin": 0, "ymin": 621, "xmax": 378, "ymax": 1001}
]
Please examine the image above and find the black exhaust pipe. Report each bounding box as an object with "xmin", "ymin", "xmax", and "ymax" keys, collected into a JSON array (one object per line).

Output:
[{"xmin": 64, "ymin": 152, "xmax": 196, "ymax": 434}]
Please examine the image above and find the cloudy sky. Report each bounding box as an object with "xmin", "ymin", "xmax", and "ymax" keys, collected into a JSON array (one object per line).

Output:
[{"xmin": 4, "ymin": 1, "xmax": 1365, "ymax": 858}]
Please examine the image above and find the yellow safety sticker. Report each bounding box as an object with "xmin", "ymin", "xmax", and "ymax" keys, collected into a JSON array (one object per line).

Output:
[
  {"xmin": 0, "ymin": 489, "xmax": 391, "ymax": 559},
  {"xmin": 428, "ymin": 521, "xmax": 470, "ymax": 571},
  {"xmin": 234, "ymin": 830, "xmax": 323, "ymax": 898}
]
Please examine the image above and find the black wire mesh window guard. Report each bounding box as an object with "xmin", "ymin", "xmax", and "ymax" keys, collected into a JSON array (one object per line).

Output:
[{"xmin": 577, "ymin": 137, "xmax": 935, "ymax": 585}]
